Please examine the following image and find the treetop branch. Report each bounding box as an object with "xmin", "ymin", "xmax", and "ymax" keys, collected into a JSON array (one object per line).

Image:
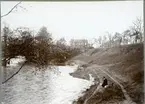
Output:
[{"xmin": 1, "ymin": 1, "xmax": 22, "ymax": 18}]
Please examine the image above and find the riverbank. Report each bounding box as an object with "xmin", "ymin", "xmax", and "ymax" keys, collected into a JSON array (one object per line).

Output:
[{"xmin": 70, "ymin": 43, "xmax": 144, "ymax": 104}]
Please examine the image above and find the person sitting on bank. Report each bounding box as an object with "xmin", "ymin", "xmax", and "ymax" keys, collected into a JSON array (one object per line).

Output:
[{"xmin": 102, "ymin": 77, "xmax": 108, "ymax": 88}]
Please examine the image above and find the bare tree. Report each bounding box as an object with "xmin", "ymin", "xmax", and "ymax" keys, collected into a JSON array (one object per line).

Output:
[
  {"xmin": 122, "ymin": 30, "xmax": 131, "ymax": 45},
  {"xmin": 1, "ymin": 1, "xmax": 22, "ymax": 18},
  {"xmin": 2, "ymin": 27, "xmax": 9, "ymax": 81},
  {"xmin": 112, "ymin": 32, "xmax": 122, "ymax": 47},
  {"xmin": 98, "ymin": 36, "xmax": 102, "ymax": 45},
  {"xmin": 130, "ymin": 17, "xmax": 143, "ymax": 43},
  {"xmin": 94, "ymin": 36, "xmax": 103, "ymax": 48},
  {"xmin": 1, "ymin": 2, "xmax": 26, "ymax": 84},
  {"xmin": 102, "ymin": 35, "xmax": 107, "ymax": 48},
  {"xmin": 106, "ymin": 32, "xmax": 113, "ymax": 48}
]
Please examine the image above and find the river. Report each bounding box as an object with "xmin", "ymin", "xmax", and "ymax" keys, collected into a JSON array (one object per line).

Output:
[{"xmin": 2, "ymin": 58, "xmax": 94, "ymax": 104}]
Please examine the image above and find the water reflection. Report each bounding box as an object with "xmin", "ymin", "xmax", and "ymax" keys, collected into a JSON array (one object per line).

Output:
[{"xmin": 2, "ymin": 65, "xmax": 93, "ymax": 104}]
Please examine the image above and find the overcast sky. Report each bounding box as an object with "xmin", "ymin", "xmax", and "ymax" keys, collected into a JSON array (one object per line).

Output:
[{"xmin": 1, "ymin": 1, "xmax": 143, "ymax": 41}]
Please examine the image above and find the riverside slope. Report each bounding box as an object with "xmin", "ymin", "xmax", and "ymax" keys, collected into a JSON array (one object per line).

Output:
[{"xmin": 69, "ymin": 43, "xmax": 144, "ymax": 104}]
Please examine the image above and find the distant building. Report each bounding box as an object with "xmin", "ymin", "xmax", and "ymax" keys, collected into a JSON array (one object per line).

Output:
[{"xmin": 70, "ymin": 39, "xmax": 93, "ymax": 52}]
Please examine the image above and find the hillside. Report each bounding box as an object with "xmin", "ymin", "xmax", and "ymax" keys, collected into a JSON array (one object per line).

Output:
[{"xmin": 69, "ymin": 43, "xmax": 144, "ymax": 104}]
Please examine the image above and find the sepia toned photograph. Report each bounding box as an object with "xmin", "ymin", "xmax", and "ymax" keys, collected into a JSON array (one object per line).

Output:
[{"xmin": 1, "ymin": 1, "xmax": 144, "ymax": 104}]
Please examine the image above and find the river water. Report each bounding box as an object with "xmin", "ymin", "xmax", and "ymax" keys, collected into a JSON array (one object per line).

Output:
[{"xmin": 2, "ymin": 58, "xmax": 94, "ymax": 104}]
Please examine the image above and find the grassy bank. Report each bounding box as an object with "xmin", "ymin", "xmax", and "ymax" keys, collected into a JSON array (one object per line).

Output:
[{"xmin": 70, "ymin": 43, "xmax": 144, "ymax": 104}]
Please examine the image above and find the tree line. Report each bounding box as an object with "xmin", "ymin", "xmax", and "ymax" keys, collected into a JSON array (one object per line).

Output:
[
  {"xmin": 2, "ymin": 17, "xmax": 143, "ymax": 67},
  {"xmin": 94, "ymin": 17, "xmax": 143, "ymax": 48},
  {"xmin": 2, "ymin": 26, "xmax": 81, "ymax": 67}
]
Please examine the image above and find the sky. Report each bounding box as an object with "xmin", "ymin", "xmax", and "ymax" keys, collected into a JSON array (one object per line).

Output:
[{"xmin": 1, "ymin": 1, "xmax": 143, "ymax": 41}]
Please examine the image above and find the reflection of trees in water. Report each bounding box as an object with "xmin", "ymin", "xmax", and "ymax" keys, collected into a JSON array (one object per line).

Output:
[
  {"xmin": 37, "ymin": 69, "xmax": 48, "ymax": 101},
  {"xmin": 37, "ymin": 67, "xmax": 58, "ymax": 101}
]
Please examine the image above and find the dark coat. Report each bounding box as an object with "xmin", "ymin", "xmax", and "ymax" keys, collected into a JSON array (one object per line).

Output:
[{"xmin": 102, "ymin": 78, "xmax": 108, "ymax": 87}]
